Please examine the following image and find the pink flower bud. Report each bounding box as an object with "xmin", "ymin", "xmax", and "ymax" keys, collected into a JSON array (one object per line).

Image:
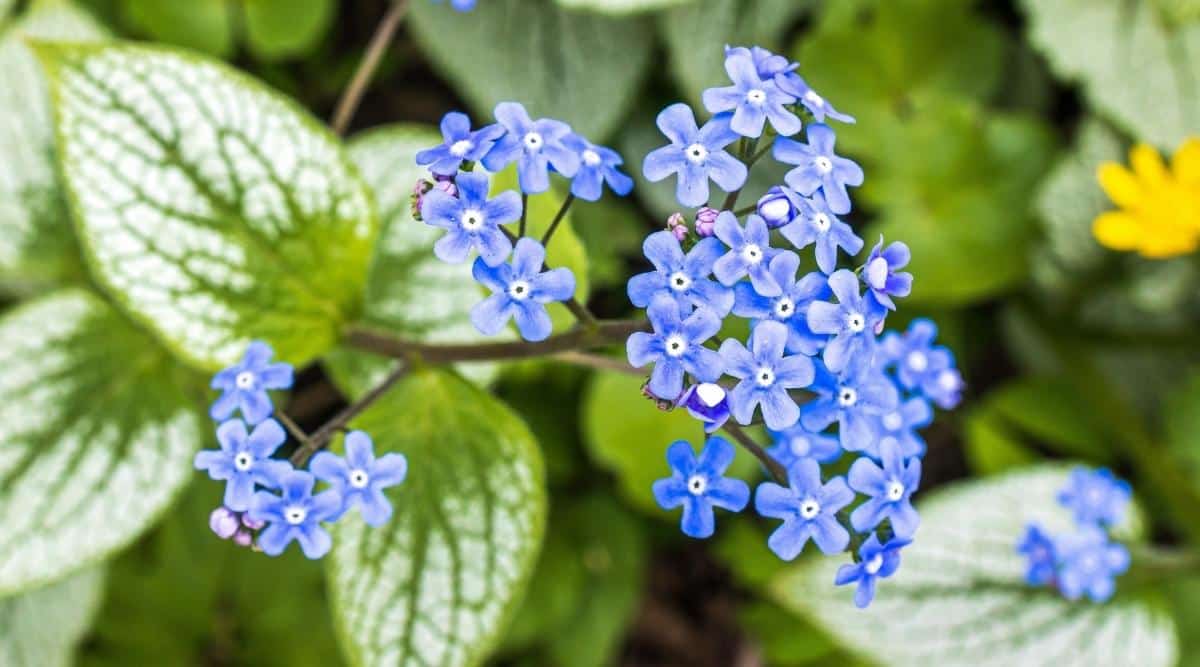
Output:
[
  {"xmin": 695, "ymin": 206, "xmax": 719, "ymax": 237},
  {"xmin": 209, "ymin": 507, "xmax": 239, "ymax": 540},
  {"xmin": 233, "ymin": 529, "xmax": 254, "ymax": 548}
]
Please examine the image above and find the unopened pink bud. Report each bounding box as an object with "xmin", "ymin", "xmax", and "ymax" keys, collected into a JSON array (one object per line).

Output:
[
  {"xmin": 209, "ymin": 507, "xmax": 239, "ymax": 540},
  {"xmin": 695, "ymin": 206, "xmax": 719, "ymax": 237}
]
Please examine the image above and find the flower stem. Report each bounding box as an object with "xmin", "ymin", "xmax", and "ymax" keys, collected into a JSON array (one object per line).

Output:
[
  {"xmin": 722, "ymin": 421, "xmax": 786, "ymax": 485},
  {"xmin": 541, "ymin": 193, "xmax": 575, "ymax": 246},
  {"xmin": 275, "ymin": 412, "xmax": 310, "ymax": 446},
  {"xmin": 329, "ymin": 0, "xmax": 408, "ymax": 135},
  {"xmin": 733, "ymin": 204, "xmax": 757, "ymax": 216},
  {"xmin": 519, "ymin": 194, "xmax": 529, "ymax": 238},
  {"xmin": 290, "ymin": 363, "xmax": 409, "ymax": 466}
]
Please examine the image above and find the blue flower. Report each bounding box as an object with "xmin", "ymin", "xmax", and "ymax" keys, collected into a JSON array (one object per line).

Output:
[
  {"xmin": 864, "ymin": 237, "xmax": 913, "ymax": 311},
  {"xmin": 847, "ymin": 439, "xmax": 921, "ymax": 538},
  {"xmin": 210, "ymin": 341, "xmax": 293, "ymax": 425},
  {"xmin": 627, "ymin": 231, "xmax": 733, "ymax": 317},
  {"xmin": 652, "ymin": 437, "xmax": 750, "ymax": 538},
  {"xmin": 755, "ymin": 458, "xmax": 853, "ymax": 559},
  {"xmin": 802, "ymin": 355, "xmax": 899, "ymax": 453},
  {"xmin": 879, "ymin": 319, "xmax": 963, "ymax": 409},
  {"xmin": 627, "ymin": 295, "xmax": 724, "ymax": 400},
  {"xmin": 420, "ymin": 170, "xmax": 520, "ymax": 266},
  {"xmin": 194, "ymin": 419, "xmax": 292, "ymax": 512},
  {"xmin": 482, "ymin": 102, "xmax": 580, "ymax": 194},
  {"xmin": 766, "ymin": 422, "xmax": 841, "ymax": 468},
  {"xmin": 713, "ymin": 212, "xmax": 785, "ymax": 297},
  {"xmin": 732, "ymin": 252, "xmax": 829, "ymax": 356},
  {"xmin": 724, "ymin": 45, "xmax": 793, "ymax": 79},
  {"xmin": 1057, "ymin": 467, "xmax": 1131, "ymax": 528},
  {"xmin": 644, "ymin": 103, "xmax": 747, "ymax": 207},
  {"xmin": 433, "ymin": 0, "xmax": 476, "ymax": 10},
  {"xmin": 249, "ymin": 470, "xmax": 343, "ymax": 559},
  {"xmin": 873, "ymin": 396, "xmax": 932, "ymax": 459},
  {"xmin": 471, "ymin": 238, "xmax": 575, "ymax": 341},
  {"xmin": 416, "ymin": 112, "xmax": 504, "ymax": 176},
  {"xmin": 806, "ymin": 269, "xmax": 884, "ymax": 373},
  {"xmin": 775, "ymin": 73, "xmax": 855, "ymax": 124},
  {"xmin": 1054, "ymin": 527, "xmax": 1130, "ymax": 602},
  {"xmin": 312, "ymin": 431, "xmax": 407, "ymax": 527},
  {"xmin": 702, "ymin": 49, "xmax": 800, "ymax": 138},
  {"xmin": 756, "ymin": 185, "xmax": 801, "ymax": 229},
  {"xmin": 677, "ymin": 382, "xmax": 732, "ymax": 433},
  {"xmin": 834, "ymin": 534, "xmax": 909, "ymax": 608},
  {"xmin": 562, "ymin": 134, "xmax": 634, "ymax": 201},
  {"xmin": 773, "ymin": 123, "xmax": 863, "ymax": 215},
  {"xmin": 1016, "ymin": 522, "xmax": 1058, "ymax": 587},
  {"xmin": 719, "ymin": 321, "xmax": 815, "ymax": 429},
  {"xmin": 778, "ymin": 191, "xmax": 863, "ymax": 274}
]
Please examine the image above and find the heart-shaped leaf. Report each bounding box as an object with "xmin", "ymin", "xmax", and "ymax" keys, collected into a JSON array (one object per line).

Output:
[{"xmin": 0, "ymin": 566, "xmax": 105, "ymax": 667}]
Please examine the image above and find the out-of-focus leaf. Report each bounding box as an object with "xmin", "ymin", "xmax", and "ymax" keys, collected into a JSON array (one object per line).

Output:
[
  {"xmin": 984, "ymin": 376, "xmax": 1112, "ymax": 462},
  {"xmin": 119, "ymin": 0, "xmax": 333, "ymax": 62},
  {"xmin": 242, "ymin": 0, "xmax": 334, "ymax": 61},
  {"xmin": 711, "ymin": 519, "xmax": 785, "ymax": 591},
  {"xmin": 496, "ymin": 367, "xmax": 588, "ymax": 485},
  {"xmin": 963, "ymin": 409, "xmax": 1039, "ymax": 476},
  {"xmin": 0, "ymin": 567, "xmax": 105, "ymax": 667},
  {"xmin": 1165, "ymin": 574, "xmax": 1200, "ymax": 667},
  {"xmin": 737, "ymin": 601, "xmax": 838, "ymax": 666},
  {"xmin": 557, "ymin": 0, "xmax": 691, "ymax": 14},
  {"xmin": 570, "ymin": 196, "xmax": 648, "ymax": 291},
  {"xmin": 120, "ymin": 0, "xmax": 232, "ymax": 58}
]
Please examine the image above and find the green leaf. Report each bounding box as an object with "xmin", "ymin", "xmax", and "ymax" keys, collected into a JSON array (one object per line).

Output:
[
  {"xmin": 962, "ymin": 410, "xmax": 1039, "ymax": 476},
  {"xmin": 37, "ymin": 41, "xmax": 378, "ymax": 369},
  {"xmin": 324, "ymin": 124, "xmax": 499, "ymax": 398},
  {"xmin": 556, "ymin": 0, "xmax": 692, "ymax": 14},
  {"xmin": 120, "ymin": 0, "xmax": 234, "ymax": 58},
  {"xmin": 736, "ymin": 601, "xmax": 838, "ymax": 666},
  {"xmin": 0, "ymin": 289, "xmax": 203, "ymax": 596},
  {"xmin": 408, "ymin": 0, "xmax": 654, "ymax": 139},
  {"xmin": 581, "ymin": 371, "xmax": 759, "ymax": 516},
  {"xmin": 1020, "ymin": 0, "xmax": 1200, "ymax": 149},
  {"xmin": 242, "ymin": 0, "xmax": 335, "ymax": 61},
  {"xmin": 770, "ymin": 466, "xmax": 1177, "ymax": 666},
  {"xmin": 0, "ymin": 0, "xmax": 105, "ymax": 292},
  {"xmin": 0, "ymin": 567, "xmax": 105, "ymax": 667},
  {"xmin": 0, "ymin": 289, "xmax": 202, "ymax": 597},
  {"xmin": 327, "ymin": 370, "xmax": 546, "ymax": 667},
  {"xmin": 983, "ymin": 376, "xmax": 1112, "ymax": 463}
]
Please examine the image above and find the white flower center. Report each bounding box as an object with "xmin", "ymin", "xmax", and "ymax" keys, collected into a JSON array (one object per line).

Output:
[
  {"xmin": 805, "ymin": 90, "xmax": 825, "ymax": 106},
  {"xmin": 685, "ymin": 143, "xmax": 708, "ymax": 164},
  {"xmin": 285, "ymin": 506, "xmax": 308, "ymax": 525},
  {"xmin": 846, "ymin": 312, "xmax": 865, "ymax": 332},
  {"xmin": 886, "ymin": 481, "xmax": 905, "ymax": 501},
  {"xmin": 695, "ymin": 383, "xmax": 726, "ymax": 407},
  {"xmin": 508, "ymin": 280, "xmax": 531, "ymax": 300},
  {"xmin": 349, "ymin": 469, "xmax": 370, "ymax": 489},
  {"xmin": 461, "ymin": 209, "xmax": 485, "ymax": 231},
  {"xmin": 907, "ymin": 351, "xmax": 928, "ymax": 372},
  {"xmin": 687, "ymin": 474, "xmax": 707, "ymax": 496},
  {"xmin": 665, "ymin": 334, "xmax": 688, "ymax": 358},
  {"xmin": 774, "ymin": 297, "xmax": 794, "ymax": 319},
  {"xmin": 838, "ymin": 387, "xmax": 858, "ymax": 407},
  {"xmin": 234, "ymin": 452, "xmax": 253, "ymax": 471},
  {"xmin": 799, "ymin": 498, "xmax": 821, "ymax": 519},
  {"xmin": 755, "ymin": 366, "xmax": 776, "ymax": 387},
  {"xmin": 789, "ymin": 436, "xmax": 811, "ymax": 457},
  {"xmin": 864, "ymin": 554, "xmax": 884, "ymax": 575},
  {"xmin": 669, "ymin": 271, "xmax": 692, "ymax": 292},
  {"xmin": 235, "ymin": 371, "xmax": 256, "ymax": 390},
  {"xmin": 523, "ymin": 131, "xmax": 543, "ymax": 151},
  {"xmin": 449, "ymin": 139, "xmax": 473, "ymax": 157},
  {"xmin": 741, "ymin": 244, "xmax": 764, "ymax": 264},
  {"xmin": 760, "ymin": 196, "xmax": 792, "ymax": 221},
  {"xmin": 814, "ymin": 156, "xmax": 833, "ymax": 173},
  {"xmin": 812, "ymin": 212, "xmax": 831, "ymax": 232},
  {"xmin": 582, "ymin": 149, "xmax": 602, "ymax": 166},
  {"xmin": 746, "ymin": 88, "xmax": 767, "ymax": 105},
  {"xmin": 882, "ymin": 411, "xmax": 903, "ymax": 431}
]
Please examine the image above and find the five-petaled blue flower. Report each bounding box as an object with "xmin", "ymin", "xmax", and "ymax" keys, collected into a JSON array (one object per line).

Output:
[
  {"xmin": 312, "ymin": 431, "xmax": 408, "ymax": 527},
  {"xmin": 719, "ymin": 321, "xmax": 815, "ymax": 430},
  {"xmin": 1054, "ymin": 527, "xmax": 1130, "ymax": 602},
  {"xmin": 677, "ymin": 382, "xmax": 732, "ymax": 433},
  {"xmin": 725, "ymin": 45, "xmax": 793, "ymax": 80},
  {"xmin": 778, "ymin": 190, "xmax": 863, "ymax": 274},
  {"xmin": 712, "ymin": 212, "xmax": 785, "ymax": 297},
  {"xmin": 756, "ymin": 185, "xmax": 801, "ymax": 229},
  {"xmin": 873, "ymin": 396, "xmax": 933, "ymax": 459},
  {"xmin": 627, "ymin": 231, "xmax": 733, "ymax": 317},
  {"xmin": 421, "ymin": 170, "xmax": 520, "ymax": 266},
  {"xmin": 471, "ymin": 238, "xmax": 576, "ymax": 342},
  {"xmin": 732, "ymin": 252, "xmax": 829, "ymax": 356},
  {"xmin": 767, "ymin": 422, "xmax": 841, "ymax": 468},
  {"xmin": 644, "ymin": 103, "xmax": 747, "ymax": 207},
  {"xmin": 864, "ymin": 237, "xmax": 913, "ymax": 311},
  {"xmin": 249, "ymin": 470, "xmax": 343, "ymax": 559},
  {"xmin": 755, "ymin": 458, "xmax": 853, "ymax": 559},
  {"xmin": 482, "ymin": 102, "xmax": 580, "ymax": 194},
  {"xmin": 807, "ymin": 269, "xmax": 884, "ymax": 373},
  {"xmin": 562, "ymin": 134, "xmax": 634, "ymax": 201},
  {"xmin": 627, "ymin": 295, "xmax": 724, "ymax": 400},
  {"xmin": 1016, "ymin": 522, "xmax": 1058, "ymax": 587},
  {"xmin": 652, "ymin": 437, "xmax": 750, "ymax": 538},
  {"xmin": 834, "ymin": 534, "xmax": 909, "ymax": 609},
  {"xmin": 802, "ymin": 355, "xmax": 899, "ymax": 453},
  {"xmin": 879, "ymin": 318, "xmax": 962, "ymax": 409},
  {"xmin": 773, "ymin": 123, "xmax": 863, "ymax": 215},
  {"xmin": 702, "ymin": 48, "xmax": 800, "ymax": 138},
  {"xmin": 1057, "ymin": 467, "xmax": 1131, "ymax": 528},
  {"xmin": 848, "ymin": 440, "xmax": 921, "ymax": 538},
  {"xmin": 416, "ymin": 111, "xmax": 504, "ymax": 176},
  {"xmin": 210, "ymin": 341, "xmax": 293, "ymax": 425},
  {"xmin": 195, "ymin": 419, "xmax": 292, "ymax": 512},
  {"xmin": 776, "ymin": 73, "xmax": 855, "ymax": 124}
]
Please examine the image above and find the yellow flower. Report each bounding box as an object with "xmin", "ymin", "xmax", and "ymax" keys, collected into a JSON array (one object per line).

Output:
[{"xmin": 1092, "ymin": 139, "xmax": 1200, "ymax": 258}]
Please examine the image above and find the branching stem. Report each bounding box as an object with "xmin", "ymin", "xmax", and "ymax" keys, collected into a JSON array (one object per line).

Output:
[{"xmin": 330, "ymin": 0, "xmax": 409, "ymax": 135}]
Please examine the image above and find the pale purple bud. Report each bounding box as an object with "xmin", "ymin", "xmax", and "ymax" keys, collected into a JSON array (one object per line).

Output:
[
  {"xmin": 666, "ymin": 212, "xmax": 688, "ymax": 241},
  {"xmin": 233, "ymin": 529, "xmax": 254, "ymax": 548},
  {"xmin": 209, "ymin": 507, "xmax": 239, "ymax": 540},
  {"xmin": 695, "ymin": 206, "xmax": 719, "ymax": 237},
  {"xmin": 433, "ymin": 174, "xmax": 458, "ymax": 197},
  {"xmin": 241, "ymin": 514, "xmax": 265, "ymax": 530},
  {"xmin": 757, "ymin": 186, "xmax": 798, "ymax": 228},
  {"xmin": 411, "ymin": 178, "xmax": 434, "ymax": 221}
]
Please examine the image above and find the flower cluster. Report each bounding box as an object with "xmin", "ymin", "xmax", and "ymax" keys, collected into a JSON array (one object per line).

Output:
[
  {"xmin": 635, "ymin": 45, "xmax": 963, "ymax": 609},
  {"xmin": 415, "ymin": 104, "xmax": 632, "ymax": 341},
  {"xmin": 433, "ymin": 0, "xmax": 477, "ymax": 11},
  {"xmin": 1093, "ymin": 138, "xmax": 1200, "ymax": 258},
  {"xmin": 194, "ymin": 342, "xmax": 407, "ymax": 559},
  {"xmin": 1017, "ymin": 467, "xmax": 1132, "ymax": 602}
]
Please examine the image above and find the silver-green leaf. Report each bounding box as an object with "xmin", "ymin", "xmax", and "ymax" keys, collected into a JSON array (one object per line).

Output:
[
  {"xmin": 556, "ymin": 0, "xmax": 692, "ymax": 14},
  {"xmin": 36, "ymin": 41, "xmax": 378, "ymax": 369},
  {"xmin": 327, "ymin": 370, "xmax": 546, "ymax": 667},
  {"xmin": 770, "ymin": 466, "xmax": 1176, "ymax": 666},
  {"xmin": 0, "ymin": 289, "xmax": 202, "ymax": 596},
  {"xmin": 0, "ymin": 566, "xmax": 105, "ymax": 667}
]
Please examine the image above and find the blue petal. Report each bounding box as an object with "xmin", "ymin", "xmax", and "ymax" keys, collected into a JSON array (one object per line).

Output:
[
  {"xmin": 644, "ymin": 146, "xmax": 685, "ymax": 182},
  {"xmin": 705, "ymin": 151, "xmax": 748, "ymax": 192},
  {"xmin": 681, "ymin": 496, "xmax": 716, "ymax": 538},
  {"xmin": 513, "ymin": 302, "xmax": 553, "ymax": 341},
  {"xmin": 470, "ymin": 294, "xmax": 515, "ymax": 336}
]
